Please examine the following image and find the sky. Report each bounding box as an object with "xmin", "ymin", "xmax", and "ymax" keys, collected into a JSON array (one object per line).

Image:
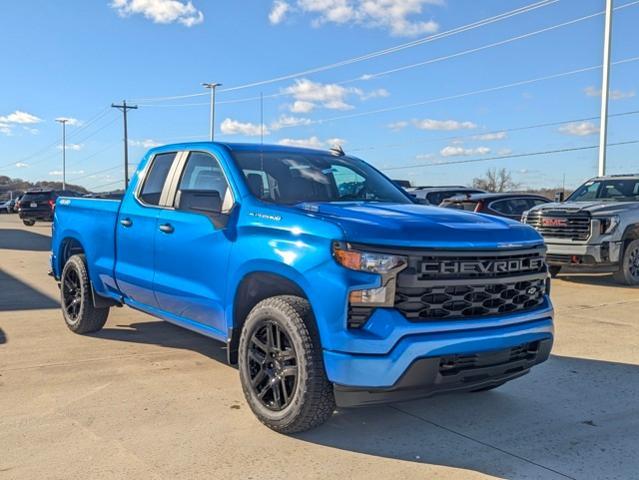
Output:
[{"xmin": 0, "ymin": 0, "xmax": 638, "ymax": 192}]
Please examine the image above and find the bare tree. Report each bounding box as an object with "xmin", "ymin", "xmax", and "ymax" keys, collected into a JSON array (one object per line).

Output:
[{"xmin": 472, "ymin": 168, "xmax": 519, "ymax": 192}]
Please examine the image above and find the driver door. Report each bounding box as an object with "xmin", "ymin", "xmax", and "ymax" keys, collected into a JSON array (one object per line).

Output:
[{"xmin": 152, "ymin": 151, "xmax": 235, "ymax": 337}]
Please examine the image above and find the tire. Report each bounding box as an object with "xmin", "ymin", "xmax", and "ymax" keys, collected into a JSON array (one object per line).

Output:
[
  {"xmin": 22, "ymin": 219, "xmax": 35, "ymax": 226},
  {"xmin": 614, "ymin": 239, "xmax": 639, "ymax": 286},
  {"xmin": 60, "ymin": 254, "xmax": 109, "ymax": 334},
  {"xmin": 548, "ymin": 265, "xmax": 561, "ymax": 278},
  {"xmin": 238, "ymin": 295, "xmax": 335, "ymax": 434}
]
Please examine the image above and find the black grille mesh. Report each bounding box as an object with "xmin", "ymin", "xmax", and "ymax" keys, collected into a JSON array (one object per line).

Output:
[{"xmin": 395, "ymin": 278, "xmax": 546, "ymax": 321}]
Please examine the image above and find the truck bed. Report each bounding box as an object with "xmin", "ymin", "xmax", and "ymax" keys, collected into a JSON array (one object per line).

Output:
[{"xmin": 51, "ymin": 197, "xmax": 121, "ymax": 297}]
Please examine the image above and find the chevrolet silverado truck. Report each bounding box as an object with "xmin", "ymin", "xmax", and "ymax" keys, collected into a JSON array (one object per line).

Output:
[
  {"xmin": 51, "ymin": 142, "xmax": 554, "ymax": 433},
  {"xmin": 523, "ymin": 174, "xmax": 639, "ymax": 285}
]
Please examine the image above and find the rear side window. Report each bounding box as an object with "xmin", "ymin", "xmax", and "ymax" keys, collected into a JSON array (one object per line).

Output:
[
  {"xmin": 139, "ymin": 152, "xmax": 176, "ymax": 205},
  {"xmin": 491, "ymin": 198, "xmax": 535, "ymax": 216}
]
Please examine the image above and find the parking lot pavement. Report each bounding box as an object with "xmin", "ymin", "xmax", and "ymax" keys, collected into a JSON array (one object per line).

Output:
[{"xmin": 1, "ymin": 214, "xmax": 638, "ymax": 480}]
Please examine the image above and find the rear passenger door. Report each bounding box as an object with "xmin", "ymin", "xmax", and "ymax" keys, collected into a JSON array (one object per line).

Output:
[
  {"xmin": 115, "ymin": 151, "xmax": 179, "ymax": 308},
  {"xmin": 152, "ymin": 151, "xmax": 235, "ymax": 336}
]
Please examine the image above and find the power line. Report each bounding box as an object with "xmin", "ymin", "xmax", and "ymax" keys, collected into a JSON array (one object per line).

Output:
[
  {"xmin": 131, "ymin": 0, "xmax": 559, "ymax": 103},
  {"xmin": 273, "ymin": 55, "xmax": 639, "ymax": 129},
  {"xmin": 383, "ymin": 140, "xmax": 639, "ymax": 171},
  {"xmin": 350, "ymin": 110, "xmax": 639, "ymax": 152},
  {"xmin": 136, "ymin": 0, "xmax": 639, "ymax": 110}
]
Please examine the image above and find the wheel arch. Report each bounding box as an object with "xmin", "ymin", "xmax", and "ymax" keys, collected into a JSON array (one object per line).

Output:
[
  {"xmin": 621, "ymin": 223, "xmax": 639, "ymax": 243},
  {"xmin": 227, "ymin": 270, "xmax": 313, "ymax": 365}
]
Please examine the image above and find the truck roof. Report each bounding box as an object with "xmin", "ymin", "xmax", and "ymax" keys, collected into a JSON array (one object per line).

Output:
[
  {"xmin": 587, "ymin": 173, "xmax": 639, "ymax": 181},
  {"xmin": 147, "ymin": 141, "xmax": 344, "ymax": 157}
]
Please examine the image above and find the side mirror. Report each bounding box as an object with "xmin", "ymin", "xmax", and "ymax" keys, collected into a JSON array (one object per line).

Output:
[
  {"xmin": 554, "ymin": 191, "xmax": 565, "ymax": 203},
  {"xmin": 176, "ymin": 189, "xmax": 230, "ymax": 228}
]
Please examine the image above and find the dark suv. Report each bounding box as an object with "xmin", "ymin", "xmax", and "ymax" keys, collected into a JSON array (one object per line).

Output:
[
  {"xmin": 441, "ymin": 193, "xmax": 550, "ymax": 221},
  {"xmin": 18, "ymin": 190, "xmax": 79, "ymax": 226}
]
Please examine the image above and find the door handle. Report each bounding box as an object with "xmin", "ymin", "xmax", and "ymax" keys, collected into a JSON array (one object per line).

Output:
[
  {"xmin": 159, "ymin": 223, "xmax": 174, "ymax": 234},
  {"xmin": 120, "ymin": 218, "xmax": 133, "ymax": 227}
]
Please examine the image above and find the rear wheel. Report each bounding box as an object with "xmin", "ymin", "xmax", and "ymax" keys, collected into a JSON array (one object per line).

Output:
[
  {"xmin": 614, "ymin": 239, "xmax": 639, "ymax": 286},
  {"xmin": 60, "ymin": 254, "xmax": 109, "ymax": 333},
  {"xmin": 22, "ymin": 219, "xmax": 35, "ymax": 226},
  {"xmin": 548, "ymin": 265, "xmax": 561, "ymax": 278},
  {"xmin": 238, "ymin": 295, "xmax": 335, "ymax": 433}
]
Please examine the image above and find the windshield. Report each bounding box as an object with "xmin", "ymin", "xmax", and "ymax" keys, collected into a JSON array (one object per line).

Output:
[
  {"xmin": 232, "ymin": 151, "xmax": 411, "ymax": 205},
  {"xmin": 567, "ymin": 179, "xmax": 639, "ymax": 202}
]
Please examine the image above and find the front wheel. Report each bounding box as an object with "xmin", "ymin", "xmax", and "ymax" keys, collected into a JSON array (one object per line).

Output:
[
  {"xmin": 614, "ymin": 239, "xmax": 639, "ymax": 286},
  {"xmin": 22, "ymin": 219, "xmax": 35, "ymax": 226},
  {"xmin": 60, "ymin": 254, "xmax": 109, "ymax": 333},
  {"xmin": 238, "ymin": 295, "xmax": 335, "ymax": 433}
]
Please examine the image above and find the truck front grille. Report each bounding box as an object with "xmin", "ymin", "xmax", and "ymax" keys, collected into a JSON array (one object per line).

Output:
[
  {"xmin": 524, "ymin": 210, "xmax": 591, "ymax": 241},
  {"xmin": 393, "ymin": 247, "xmax": 548, "ymax": 322}
]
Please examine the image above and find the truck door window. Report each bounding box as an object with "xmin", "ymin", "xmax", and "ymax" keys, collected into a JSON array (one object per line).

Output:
[
  {"xmin": 177, "ymin": 152, "xmax": 232, "ymax": 212},
  {"xmin": 139, "ymin": 152, "xmax": 176, "ymax": 205}
]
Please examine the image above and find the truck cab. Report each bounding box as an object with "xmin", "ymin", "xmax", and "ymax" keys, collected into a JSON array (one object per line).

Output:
[
  {"xmin": 524, "ymin": 174, "xmax": 639, "ymax": 284},
  {"xmin": 51, "ymin": 142, "xmax": 554, "ymax": 433}
]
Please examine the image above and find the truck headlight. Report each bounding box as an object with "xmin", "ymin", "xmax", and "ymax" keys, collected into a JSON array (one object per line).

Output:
[
  {"xmin": 333, "ymin": 243, "xmax": 407, "ymax": 274},
  {"xmin": 333, "ymin": 243, "xmax": 407, "ymax": 308},
  {"xmin": 598, "ymin": 215, "xmax": 620, "ymax": 235}
]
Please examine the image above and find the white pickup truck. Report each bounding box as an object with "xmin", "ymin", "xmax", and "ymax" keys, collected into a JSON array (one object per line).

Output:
[{"xmin": 524, "ymin": 174, "xmax": 639, "ymax": 285}]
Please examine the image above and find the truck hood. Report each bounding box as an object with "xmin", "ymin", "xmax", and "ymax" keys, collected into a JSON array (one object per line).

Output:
[
  {"xmin": 529, "ymin": 201, "xmax": 639, "ymax": 216},
  {"xmin": 296, "ymin": 202, "xmax": 543, "ymax": 249}
]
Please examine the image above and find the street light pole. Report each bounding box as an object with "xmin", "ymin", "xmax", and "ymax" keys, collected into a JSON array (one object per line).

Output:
[
  {"xmin": 202, "ymin": 82, "xmax": 222, "ymax": 141},
  {"xmin": 55, "ymin": 118, "xmax": 68, "ymax": 190},
  {"xmin": 598, "ymin": 0, "xmax": 614, "ymax": 177}
]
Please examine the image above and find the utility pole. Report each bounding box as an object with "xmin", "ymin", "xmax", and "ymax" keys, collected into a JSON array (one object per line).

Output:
[
  {"xmin": 202, "ymin": 82, "xmax": 222, "ymax": 141},
  {"xmin": 55, "ymin": 118, "xmax": 68, "ymax": 190},
  {"xmin": 598, "ymin": 0, "xmax": 613, "ymax": 177},
  {"xmin": 111, "ymin": 100, "xmax": 138, "ymax": 190}
]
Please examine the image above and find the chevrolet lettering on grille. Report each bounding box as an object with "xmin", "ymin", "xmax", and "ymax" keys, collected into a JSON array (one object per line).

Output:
[{"xmin": 421, "ymin": 258, "xmax": 545, "ymax": 275}]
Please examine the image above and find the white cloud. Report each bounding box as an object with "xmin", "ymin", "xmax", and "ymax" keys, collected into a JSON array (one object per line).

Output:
[
  {"xmin": 23, "ymin": 127, "xmax": 40, "ymax": 135},
  {"xmin": 359, "ymin": 88, "xmax": 389, "ymax": 100},
  {"xmin": 0, "ymin": 110, "xmax": 42, "ymax": 124},
  {"xmin": 290, "ymin": 101, "xmax": 315, "ymax": 113},
  {"xmin": 269, "ymin": 0, "xmax": 290, "ymax": 24},
  {"xmin": 15, "ymin": 162, "xmax": 29, "ymax": 168},
  {"xmin": 130, "ymin": 138, "xmax": 161, "ymax": 148},
  {"xmin": 283, "ymin": 79, "xmax": 356, "ymax": 112},
  {"xmin": 55, "ymin": 117, "xmax": 81, "ymax": 126},
  {"xmin": 220, "ymin": 118, "xmax": 270, "ymax": 137},
  {"xmin": 440, "ymin": 146, "xmax": 490, "ymax": 157},
  {"xmin": 584, "ymin": 86, "xmax": 636, "ymax": 101},
  {"xmin": 270, "ymin": 115, "xmax": 312, "ymax": 130},
  {"xmin": 473, "ymin": 131, "xmax": 506, "ymax": 141},
  {"xmin": 414, "ymin": 119, "xmax": 477, "ymax": 131},
  {"xmin": 558, "ymin": 121, "xmax": 599, "ymax": 136},
  {"xmin": 57, "ymin": 143, "xmax": 83, "ymax": 151},
  {"xmin": 388, "ymin": 120, "xmax": 409, "ymax": 131},
  {"xmin": 280, "ymin": 0, "xmax": 442, "ymax": 37},
  {"xmin": 282, "ymin": 78, "xmax": 387, "ymax": 113},
  {"xmin": 110, "ymin": 0, "xmax": 204, "ymax": 27},
  {"xmin": 277, "ymin": 136, "xmax": 345, "ymax": 149},
  {"xmin": 49, "ymin": 170, "xmax": 85, "ymax": 176}
]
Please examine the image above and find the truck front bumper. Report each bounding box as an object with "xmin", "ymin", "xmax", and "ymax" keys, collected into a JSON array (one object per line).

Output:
[
  {"xmin": 545, "ymin": 241, "xmax": 622, "ymax": 270},
  {"xmin": 324, "ymin": 310, "xmax": 553, "ymax": 406}
]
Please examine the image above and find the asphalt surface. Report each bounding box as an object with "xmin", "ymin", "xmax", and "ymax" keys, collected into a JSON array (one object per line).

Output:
[{"xmin": 1, "ymin": 214, "xmax": 638, "ymax": 480}]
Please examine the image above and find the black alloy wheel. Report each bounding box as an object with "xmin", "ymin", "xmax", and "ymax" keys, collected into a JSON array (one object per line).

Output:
[{"xmin": 247, "ymin": 320, "xmax": 298, "ymax": 411}]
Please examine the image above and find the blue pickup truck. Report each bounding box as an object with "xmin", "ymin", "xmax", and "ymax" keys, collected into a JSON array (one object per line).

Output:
[{"xmin": 51, "ymin": 142, "xmax": 554, "ymax": 433}]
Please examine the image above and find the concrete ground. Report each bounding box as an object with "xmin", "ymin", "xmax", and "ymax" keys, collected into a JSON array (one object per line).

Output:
[{"xmin": 1, "ymin": 214, "xmax": 638, "ymax": 480}]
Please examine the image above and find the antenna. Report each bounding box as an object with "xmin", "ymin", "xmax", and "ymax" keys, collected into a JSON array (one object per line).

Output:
[{"xmin": 260, "ymin": 92, "xmax": 264, "ymax": 174}]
